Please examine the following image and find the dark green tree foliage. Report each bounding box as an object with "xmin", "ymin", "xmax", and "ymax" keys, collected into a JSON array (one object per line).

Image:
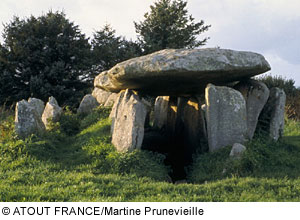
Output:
[
  {"xmin": 0, "ymin": 11, "xmax": 91, "ymax": 107},
  {"xmin": 134, "ymin": 0, "xmax": 211, "ymax": 54},
  {"xmin": 91, "ymin": 24, "xmax": 142, "ymax": 75}
]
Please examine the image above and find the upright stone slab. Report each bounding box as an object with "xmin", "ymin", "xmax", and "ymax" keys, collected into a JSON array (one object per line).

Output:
[
  {"xmin": 104, "ymin": 93, "xmax": 118, "ymax": 107},
  {"xmin": 77, "ymin": 94, "xmax": 99, "ymax": 115},
  {"xmin": 92, "ymin": 87, "xmax": 112, "ymax": 105},
  {"xmin": 28, "ymin": 98, "xmax": 45, "ymax": 117},
  {"xmin": 259, "ymin": 87, "xmax": 286, "ymax": 141},
  {"xmin": 234, "ymin": 80, "xmax": 270, "ymax": 139},
  {"xmin": 109, "ymin": 91, "xmax": 125, "ymax": 134},
  {"xmin": 205, "ymin": 84, "xmax": 247, "ymax": 152},
  {"xmin": 180, "ymin": 97, "xmax": 208, "ymax": 154},
  {"xmin": 15, "ymin": 100, "xmax": 45, "ymax": 139},
  {"xmin": 153, "ymin": 96, "xmax": 170, "ymax": 130},
  {"xmin": 111, "ymin": 89, "xmax": 149, "ymax": 152},
  {"xmin": 42, "ymin": 96, "xmax": 63, "ymax": 129}
]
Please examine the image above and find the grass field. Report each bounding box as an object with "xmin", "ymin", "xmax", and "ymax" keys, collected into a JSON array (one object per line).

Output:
[{"xmin": 1, "ymin": 106, "xmax": 300, "ymax": 201}]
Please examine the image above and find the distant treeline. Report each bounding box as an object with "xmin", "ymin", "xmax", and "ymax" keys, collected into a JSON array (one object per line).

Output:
[{"xmin": 0, "ymin": 0, "xmax": 210, "ymax": 108}]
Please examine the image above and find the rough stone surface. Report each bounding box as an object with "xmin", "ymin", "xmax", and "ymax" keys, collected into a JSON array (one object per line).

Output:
[
  {"xmin": 104, "ymin": 93, "xmax": 118, "ymax": 107},
  {"xmin": 259, "ymin": 87, "xmax": 286, "ymax": 141},
  {"xmin": 234, "ymin": 80, "xmax": 270, "ymax": 139},
  {"xmin": 230, "ymin": 143, "xmax": 247, "ymax": 159},
  {"xmin": 95, "ymin": 48, "xmax": 271, "ymax": 95},
  {"xmin": 28, "ymin": 98, "xmax": 45, "ymax": 117},
  {"xmin": 109, "ymin": 91, "xmax": 125, "ymax": 134},
  {"xmin": 77, "ymin": 94, "xmax": 99, "ymax": 115},
  {"xmin": 92, "ymin": 87, "xmax": 112, "ymax": 104},
  {"xmin": 42, "ymin": 96, "xmax": 63, "ymax": 128},
  {"xmin": 15, "ymin": 100, "xmax": 45, "ymax": 139},
  {"xmin": 153, "ymin": 96, "xmax": 169, "ymax": 130},
  {"xmin": 205, "ymin": 84, "xmax": 247, "ymax": 152},
  {"xmin": 111, "ymin": 89, "xmax": 149, "ymax": 152}
]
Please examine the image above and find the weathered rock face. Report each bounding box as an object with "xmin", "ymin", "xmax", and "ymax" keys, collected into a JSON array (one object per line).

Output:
[
  {"xmin": 28, "ymin": 98, "xmax": 45, "ymax": 117},
  {"xmin": 104, "ymin": 93, "xmax": 118, "ymax": 107},
  {"xmin": 42, "ymin": 97, "xmax": 63, "ymax": 128},
  {"xmin": 15, "ymin": 100, "xmax": 45, "ymax": 139},
  {"xmin": 92, "ymin": 87, "xmax": 112, "ymax": 104},
  {"xmin": 258, "ymin": 87, "xmax": 286, "ymax": 141},
  {"xmin": 109, "ymin": 91, "xmax": 125, "ymax": 134},
  {"xmin": 153, "ymin": 96, "xmax": 171, "ymax": 130},
  {"xmin": 95, "ymin": 48, "xmax": 271, "ymax": 95},
  {"xmin": 234, "ymin": 80, "xmax": 270, "ymax": 139},
  {"xmin": 230, "ymin": 143, "xmax": 246, "ymax": 159},
  {"xmin": 77, "ymin": 94, "xmax": 99, "ymax": 115},
  {"xmin": 205, "ymin": 84, "xmax": 247, "ymax": 152},
  {"xmin": 111, "ymin": 89, "xmax": 149, "ymax": 152}
]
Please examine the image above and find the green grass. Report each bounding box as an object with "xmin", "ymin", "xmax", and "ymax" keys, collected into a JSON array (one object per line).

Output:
[{"xmin": 1, "ymin": 106, "xmax": 300, "ymax": 201}]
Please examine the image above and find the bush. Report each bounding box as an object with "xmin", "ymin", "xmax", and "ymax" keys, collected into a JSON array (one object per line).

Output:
[
  {"xmin": 257, "ymin": 74, "xmax": 297, "ymax": 97},
  {"xmin": 59, "ymin": 108, "xmax": 81, "ymax": 136},
  {"xmin": 0, "ymin": 11, "xmax": 92, "ymax": 107}
]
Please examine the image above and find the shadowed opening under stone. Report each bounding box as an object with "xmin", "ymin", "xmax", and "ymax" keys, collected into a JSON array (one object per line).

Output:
[{"xmin": 142, "ymin": 95, "xmax": 208, "ymax": 182}]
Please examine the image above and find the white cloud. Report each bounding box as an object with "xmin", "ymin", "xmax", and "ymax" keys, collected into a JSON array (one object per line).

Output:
[{"xmin": 264, "ymin": 52, "xmax": 300, "ymax": 86}]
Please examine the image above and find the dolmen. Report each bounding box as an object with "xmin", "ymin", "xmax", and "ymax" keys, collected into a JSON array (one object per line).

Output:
[{"xmin": 93, "ymin": 48, "xmax": 286, "ymax": 157}]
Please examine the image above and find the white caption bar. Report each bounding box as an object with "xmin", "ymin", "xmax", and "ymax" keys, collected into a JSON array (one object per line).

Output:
[{"xmin": 0, "ymin": 202, "xmax": 299, "ymax": 220}]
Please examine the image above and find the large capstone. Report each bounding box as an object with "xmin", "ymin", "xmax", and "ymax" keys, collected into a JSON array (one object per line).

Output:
[
  {"xmin": 111, "ymin": 89, "xmax": 149, "ymax": 152},
  {"xmin": 42, "ymin": 96, "xmax": 63, "ymax": 129},
  {"xmin": 234, "ymin": 80, "xmax": 270, "ymax": 139},
  {"xmin": 258, "ymin": 87, "xmax": 286, "ymax": 141},
  {"xmin": 95, "ymin": 48, "xmax": 271, "ymax": 96},
  {"xmin": 77, "ymin": 94, "xmax": 99, "ymax": 115},
  {"xmin": 205, "ymin": 84, "xmax": 247, "ymax": 152},
  {"xmin": 15, "ymin": 100, "xmax": 45, "ymax": 139}
]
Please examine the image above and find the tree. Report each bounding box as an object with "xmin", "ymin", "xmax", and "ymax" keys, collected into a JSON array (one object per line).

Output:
[
  {"xmin": 91, "ymin": 24, "xmax": 142, "ymax": 75},
  {"xmin": 0, "ymin": 11, "xmax": 92, "ymax": 107},
  {"xmin": 134, "ymin": 0, "xmax": 211, "ymax": 54}
]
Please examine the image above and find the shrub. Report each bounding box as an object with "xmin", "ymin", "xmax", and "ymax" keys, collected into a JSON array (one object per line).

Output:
[
  {"xmin": 256, "ymin": 74, "xmax": 297, "ymax": 97},
  {"xmin": 0, "ymin": 11, "xmax": 92, "ymax": 107},
  {"xmin": 59, "ymin": 108, "xmax": 81, "ymax": 136}
]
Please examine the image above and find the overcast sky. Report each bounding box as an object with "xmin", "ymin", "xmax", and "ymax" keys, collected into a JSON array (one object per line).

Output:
[{"xmin": 1, "ymin": 0, "xmax": 299, "ymax": 86}]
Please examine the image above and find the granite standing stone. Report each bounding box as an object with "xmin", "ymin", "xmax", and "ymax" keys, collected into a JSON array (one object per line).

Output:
[
  {"xmin": 111, "ymin": 89, "xmax": 149, "ymax": 152},
  {"xmin": 104, "ymin": 93, "xmax": 118, "ymax": 107},
  {"xmin": 15, "ymin": 100, "xmax": 45, "ymax": 139},
  {"xmin": 205, "ymin": 84, "xmax": 247, "ymax": 152},
  {"xmin": 77, "ymin": 94, "xmax": 99, "ymax": 115},
  {"xmin": 234, "ymin": 80, "xmax": 270, "ymax": 139},
  {"xmin": 92, "ymin": 87, "xmax": 112, "ymax": 105},
  {"xmin": 42, "ymin": 96, "xmax": 63, "ymax": 129},
  {"xmin": 28, "ymin": 98, "xmax": 45, "ymax": 117},
  {"xmin": 259, "ymin": 87, "xmax": 286, "ymax": 141}
]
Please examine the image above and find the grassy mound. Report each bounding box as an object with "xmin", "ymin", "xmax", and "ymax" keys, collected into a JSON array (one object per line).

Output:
[{"xmin": 1, "ymin": 106, "xmax": 300, "ymax": 201}]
